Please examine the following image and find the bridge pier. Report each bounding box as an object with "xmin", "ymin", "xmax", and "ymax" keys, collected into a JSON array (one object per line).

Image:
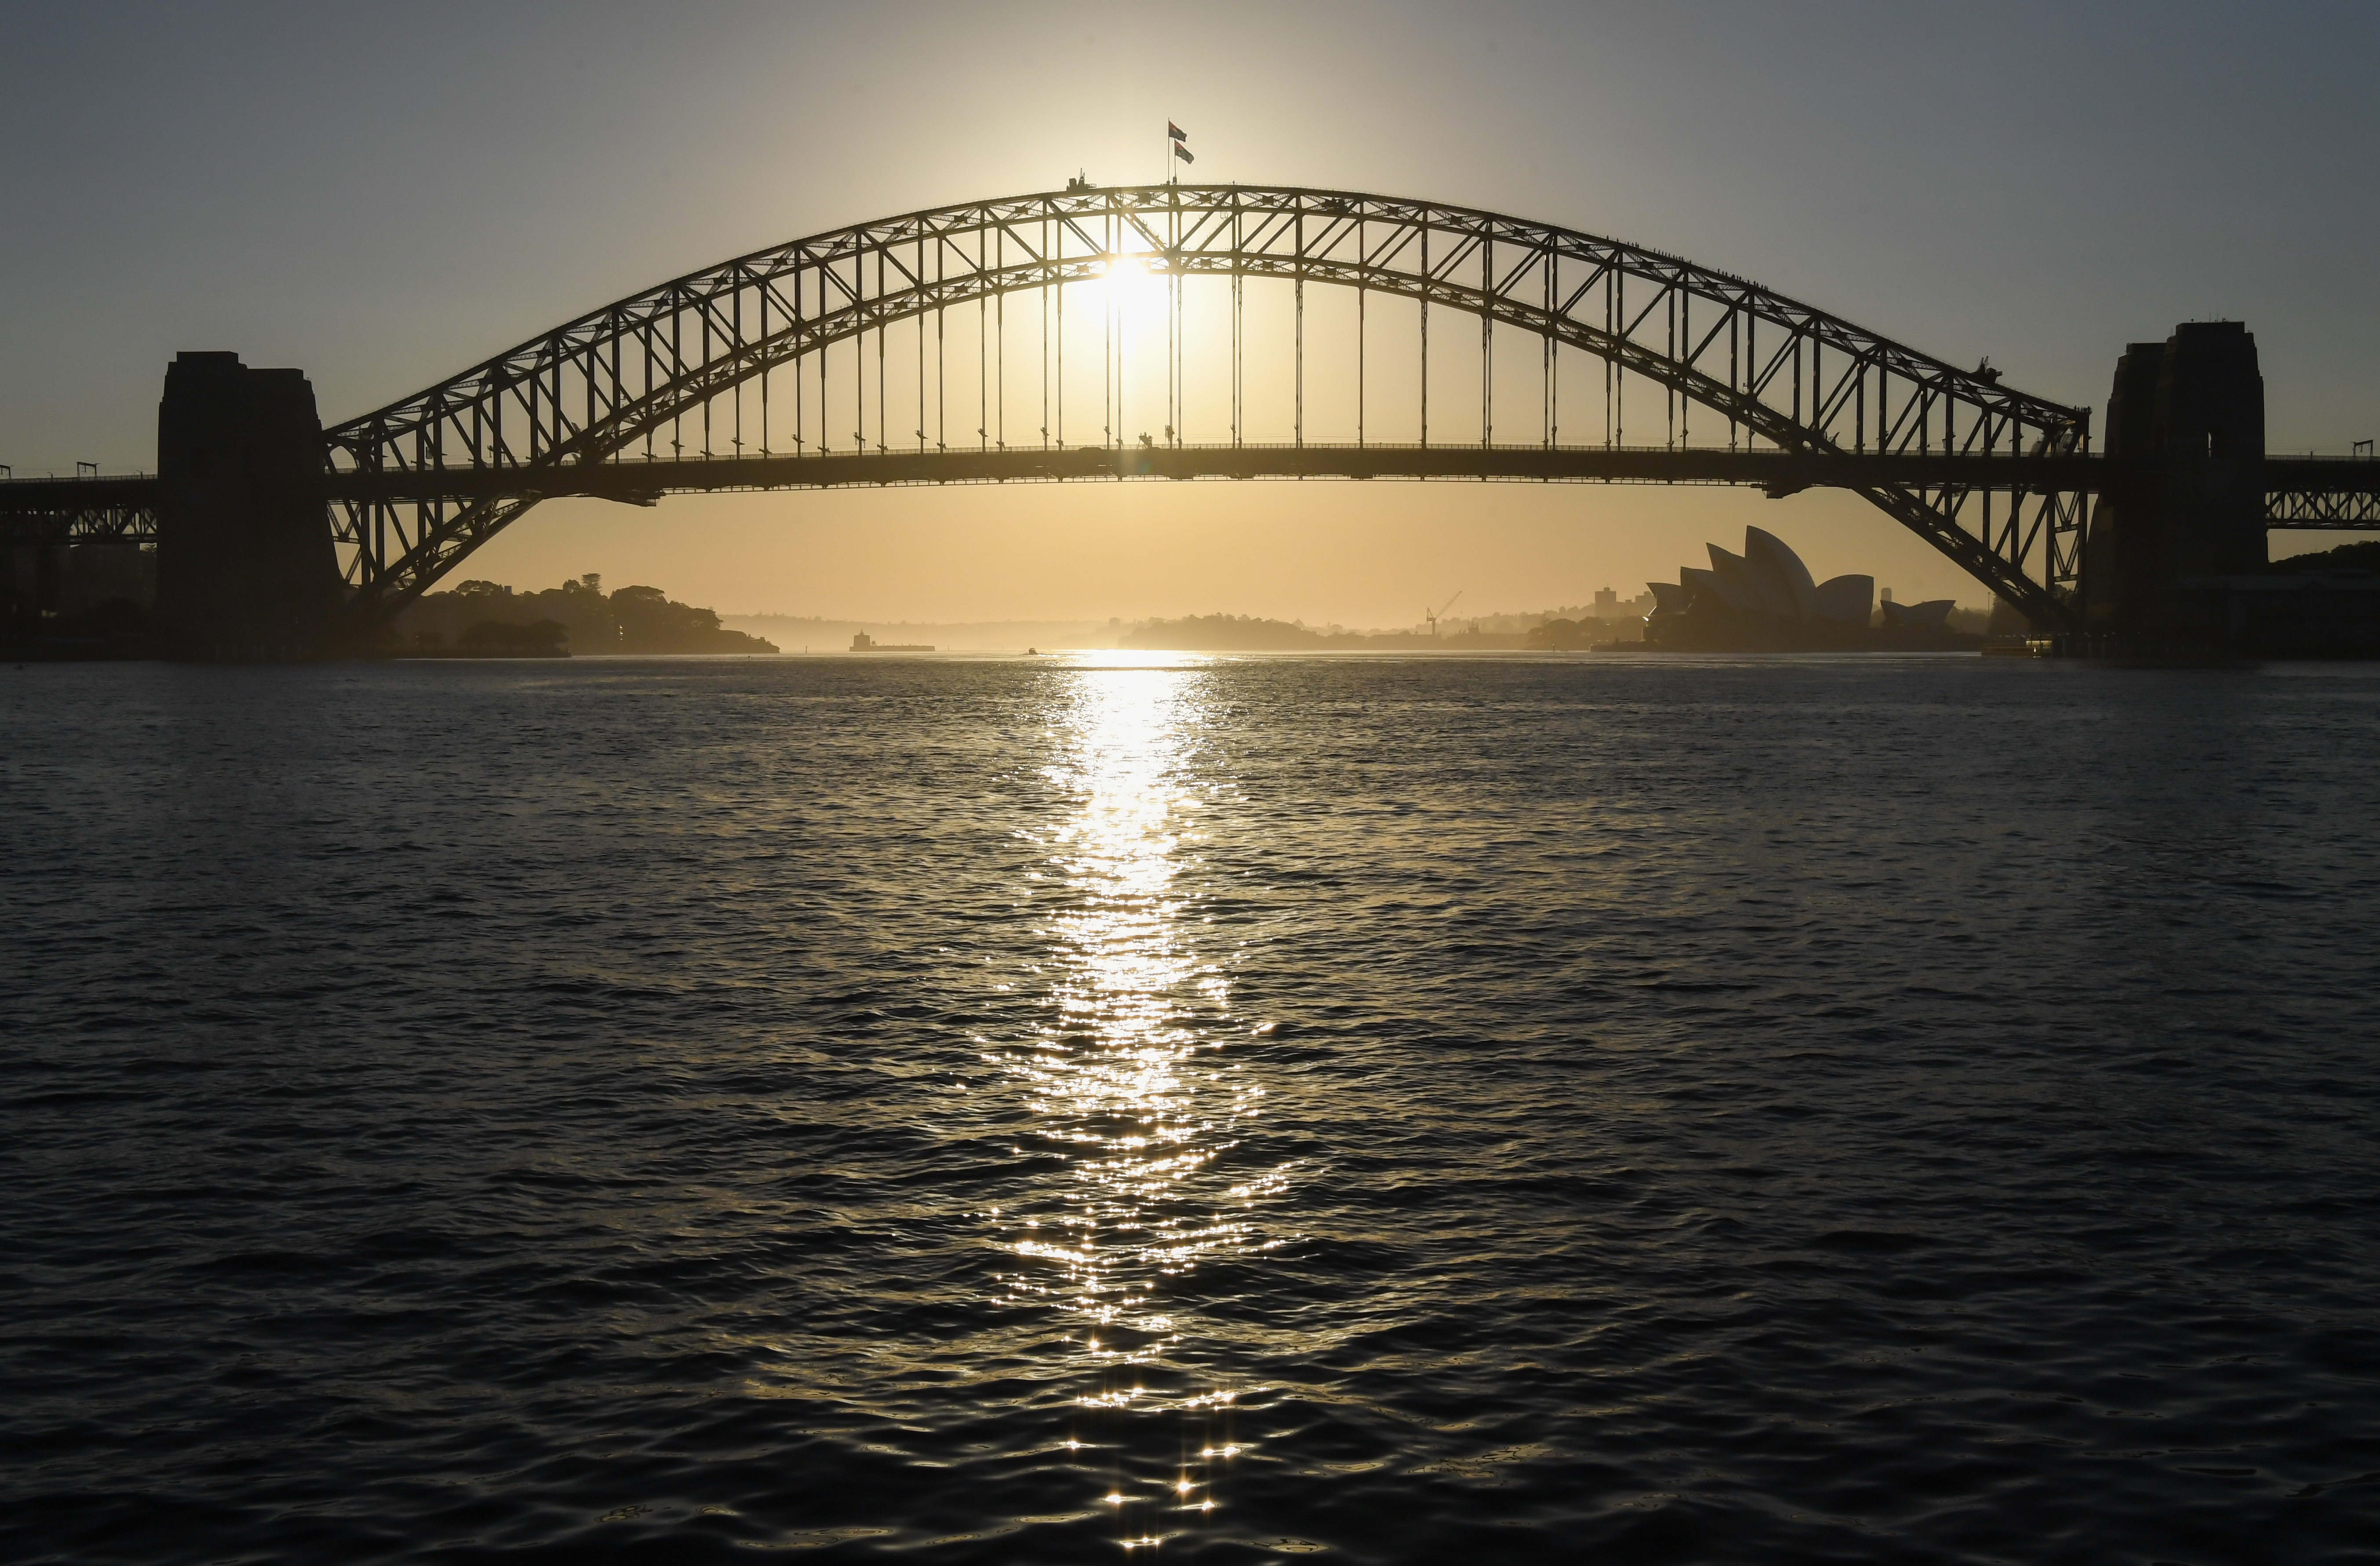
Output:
[
  {"xmin": 2078, "ymin": 322, "xmax": 2274, "ymax": 646},
  {"xmin": 154, "ymin": 351, "xmax": 341, "ymax": 658}
]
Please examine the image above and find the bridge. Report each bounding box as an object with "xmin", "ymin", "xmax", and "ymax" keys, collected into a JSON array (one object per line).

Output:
[{"xmin": 6, "ymin": 182, "xmax": 2378, "ymax": 651}]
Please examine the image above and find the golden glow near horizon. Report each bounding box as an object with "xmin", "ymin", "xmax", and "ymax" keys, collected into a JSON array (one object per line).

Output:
[{"xmin": 985, "ymin": 662, "xmax": 1274, "ymax": 1538}]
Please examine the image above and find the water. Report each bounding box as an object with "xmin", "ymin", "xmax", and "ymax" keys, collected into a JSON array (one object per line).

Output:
[{"xmin": 5, "ymin": 652, "xmax": 2378, "ymax": 1564}]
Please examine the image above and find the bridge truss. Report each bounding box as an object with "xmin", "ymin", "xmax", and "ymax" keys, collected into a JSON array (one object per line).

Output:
[
  {"xmin": 322, "ymin": 185, "xmax": 2100, "ymax": 629},
  {"xmin": 2265, "ymin": 459, "xmax": 2380, "ymax": 528},
  {"xmin": 0, "ymin": 477, "xmax": 158, "ymax": 550}
]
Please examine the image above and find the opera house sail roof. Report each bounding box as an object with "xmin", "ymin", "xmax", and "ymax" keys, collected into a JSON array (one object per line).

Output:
[{"xmin": 1640, "ymin": 527, "xmax": 1968, "ymax": 650}]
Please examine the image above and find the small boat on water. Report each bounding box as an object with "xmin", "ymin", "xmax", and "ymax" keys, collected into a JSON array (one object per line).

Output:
[{"xmin": 849, "ymin": 632, "xmax": 933, "ymax": 652}]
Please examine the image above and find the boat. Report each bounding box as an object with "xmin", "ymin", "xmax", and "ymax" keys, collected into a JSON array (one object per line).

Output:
[{"xmin": 849, "ymin": 632, "xmax": 933, "ymax": 652}]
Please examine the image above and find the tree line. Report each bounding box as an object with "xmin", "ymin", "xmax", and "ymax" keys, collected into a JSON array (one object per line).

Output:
[{"xmin": 396, "ymin": 574, "xmax": 777, "ymax": 655}]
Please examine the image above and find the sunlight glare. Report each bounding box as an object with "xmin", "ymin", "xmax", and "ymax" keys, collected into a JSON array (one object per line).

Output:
[{"xmin": 981, "ymin": 662, "xmax": 1284, "ymax": 1519}]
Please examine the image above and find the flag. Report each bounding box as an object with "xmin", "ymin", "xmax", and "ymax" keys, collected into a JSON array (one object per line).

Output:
[
  {"xmin": 1168, "ymin": 122, "xmax": 1187, "ymax": 141},
  {"xmin": 1175, "ymin": 144, "xmax": 1194, "ymax": 164}
]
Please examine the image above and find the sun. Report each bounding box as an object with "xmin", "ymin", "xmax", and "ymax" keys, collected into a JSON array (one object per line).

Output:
[{"xmin": 1087, "ymin": 252, "xmax": 1166, "ymax": 318}]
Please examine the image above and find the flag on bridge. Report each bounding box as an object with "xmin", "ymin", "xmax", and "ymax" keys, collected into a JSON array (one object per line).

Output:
[
  {"xmin": 1169, "ymin": 122, "xmax": 1187, "ymax": 141},
  {"xmin": 1175, "ymin": 143, "xmax": 1195, "ymax": 165}
]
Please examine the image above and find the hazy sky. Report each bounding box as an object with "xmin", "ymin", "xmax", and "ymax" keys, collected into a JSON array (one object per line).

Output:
[{"xmin": 4, "ymin": 1, "xmax": 2375, "ymax": 622}]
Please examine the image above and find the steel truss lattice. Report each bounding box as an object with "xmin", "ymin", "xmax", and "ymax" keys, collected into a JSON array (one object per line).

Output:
[
  {"xmin": 0, "ymin": 478, "xmax": 158, "ymax": 549},
  {"xmin": 2266, "ymin": 489, "xmax": 2380, "ymax": 529},
  {"xmin": 323, "ymin": 185, "xmax": 2096, "ymax": 628}
]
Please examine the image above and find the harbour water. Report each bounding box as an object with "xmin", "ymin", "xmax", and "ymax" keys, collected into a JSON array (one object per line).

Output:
[{"xmin": 5, "ymin": 653, "xmax": 2377, "ymax": 1563}]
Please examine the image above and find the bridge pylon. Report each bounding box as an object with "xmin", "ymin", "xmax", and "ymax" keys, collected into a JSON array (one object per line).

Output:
[
  {"xmin": 154, "ymin": 351, "xmax": 342, "ymax": 657},
  {"xmin": 2080, "ymin": 322, "xmax": 2270, "ymax": 638}
]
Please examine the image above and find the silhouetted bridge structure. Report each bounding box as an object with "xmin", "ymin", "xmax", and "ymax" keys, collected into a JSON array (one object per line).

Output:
[{"xmin": 6, "ymin": 183, "xmax": 2377, "ymax": 649}]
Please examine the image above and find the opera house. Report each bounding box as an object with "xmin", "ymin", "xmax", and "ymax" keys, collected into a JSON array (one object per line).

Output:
[{"xmin": 1640, "ymin": 527, "xmax": 1975, "ymax": 650}]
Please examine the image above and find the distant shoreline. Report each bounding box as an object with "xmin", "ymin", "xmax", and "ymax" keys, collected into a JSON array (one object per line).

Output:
[{"xmin": 723, "ymin": 609, "xmax": 1651, "ymax": 655}]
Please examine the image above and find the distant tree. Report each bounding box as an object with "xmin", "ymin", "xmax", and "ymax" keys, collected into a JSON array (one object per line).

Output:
[
  {"xmin": 1526, "ymin": 618, "xmax": 1598, "ymax": 650},
  {"xmin": 394, "ymin": 576, "xmax": 772, "ymax": 655},
  {"xmin": 2271, "ymin": 539, "xmax": 2380, "ymax": 574},
  {"xmin": 608, "ymin": 584, "xmax": 775, "ymax": 653},
  {"xmin": 1120, "ymin": 613, "xmax": 1324, "ymax": 651}
]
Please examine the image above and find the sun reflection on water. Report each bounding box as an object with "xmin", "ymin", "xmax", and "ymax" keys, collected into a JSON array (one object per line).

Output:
[{"xmin": 985, "ymin": 660, "xmax": 1286, "ymax": 1543}]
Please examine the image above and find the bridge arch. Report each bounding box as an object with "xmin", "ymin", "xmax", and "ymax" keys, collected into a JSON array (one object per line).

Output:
[{"xmin": 326, "ymin": 185, "xmax": 2093, "ymax": 627}]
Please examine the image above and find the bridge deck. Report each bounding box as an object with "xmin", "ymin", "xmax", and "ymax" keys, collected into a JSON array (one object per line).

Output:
[
  {"xmin": 326, "ymin": 444, "xmax": 2112, "ymax": 503},
  {"xmin": 4, "ymin": 449, "xmax": 2376, "ymax": 538},
  {"xmin": 321, "ymin": 446, "xmax": 2379, "ymax": 515}
]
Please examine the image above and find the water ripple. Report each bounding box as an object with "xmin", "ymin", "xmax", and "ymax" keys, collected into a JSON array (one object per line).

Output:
[{"xmin": 3, "ymin": 654, "xmax": 2377, "ymax": 1562}]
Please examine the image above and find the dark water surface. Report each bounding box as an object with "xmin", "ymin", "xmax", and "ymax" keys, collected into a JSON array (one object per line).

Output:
[{"xmin": 5, "ymin": 653, "xmax": 2378, "ymax": 1564}]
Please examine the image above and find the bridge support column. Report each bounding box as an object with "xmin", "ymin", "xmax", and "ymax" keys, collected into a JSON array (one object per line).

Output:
[
  {"xmin": 154, "ymin": 351, "xmax": 340, "ymax": 658},
  {"xmin": 2081, "ymin": 322, "xmax": 2266, "ymax": 639}
]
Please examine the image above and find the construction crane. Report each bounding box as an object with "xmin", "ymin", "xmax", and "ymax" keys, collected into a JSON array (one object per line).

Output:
[{"xmin": 1424, "ymin": 589, "xmax": 1464, "ymax": 637}]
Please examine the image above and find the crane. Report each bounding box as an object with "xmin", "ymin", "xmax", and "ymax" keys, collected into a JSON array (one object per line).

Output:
[{"xmin": 1425, "ymin": 589, "xmax": 1464, "ymax": 637}]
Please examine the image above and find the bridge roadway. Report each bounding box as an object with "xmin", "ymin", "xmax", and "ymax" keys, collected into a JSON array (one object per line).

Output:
[
  {"xmin": 5, "ymin": 448, "xmax": 2375, "ymax": 537},
  {"xmin": 324, "ymin": 446, "xmax": 2380, "ymax": 523},
  {"xmin": 339, "ymin": 444, "xmax": 2114, "ymax": 504}
]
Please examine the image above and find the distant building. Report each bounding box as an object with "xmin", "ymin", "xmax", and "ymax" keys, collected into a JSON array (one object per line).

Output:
[
  {"xmin": 1879, "ymin": 598, "xmax": 1956, "ymax": 631},
  {"xmin": 1640, "ymin": 527, "xmax": 1971, "ymax": 651}
]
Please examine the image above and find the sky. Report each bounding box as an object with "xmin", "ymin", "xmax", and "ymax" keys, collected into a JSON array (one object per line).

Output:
[{"xmin": 3, "ymin": 0, "xmax": 2375, "ymax": 624}]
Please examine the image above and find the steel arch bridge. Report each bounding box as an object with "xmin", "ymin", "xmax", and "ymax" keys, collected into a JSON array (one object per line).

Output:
[{"xmin": 319, "ymin": 183, "xmax": 2120, "ymax": 630}]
